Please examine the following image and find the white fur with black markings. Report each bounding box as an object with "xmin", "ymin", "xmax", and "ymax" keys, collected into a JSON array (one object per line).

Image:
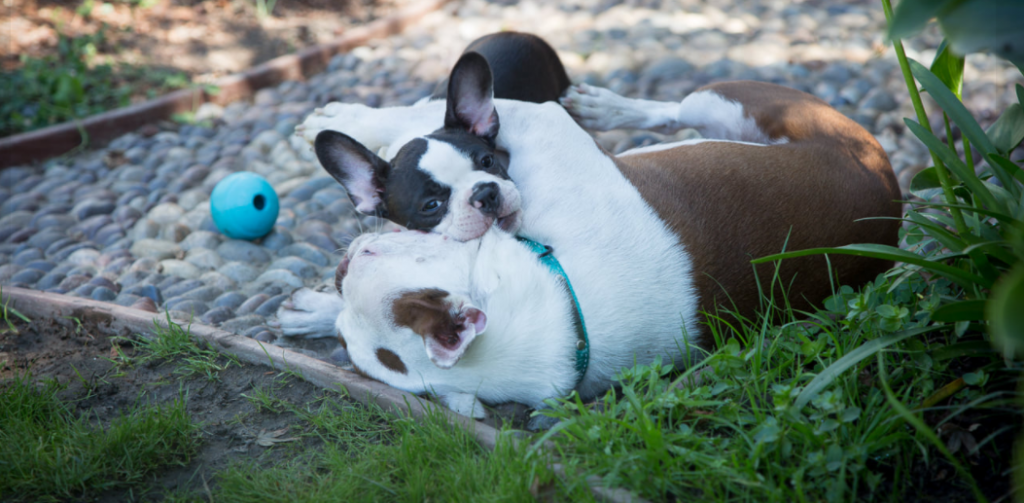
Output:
[{"xmin": 282, "ymin": 95, "xmax": 706, "ymax": 426}]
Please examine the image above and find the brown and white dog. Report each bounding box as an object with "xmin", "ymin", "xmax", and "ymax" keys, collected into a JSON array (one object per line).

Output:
[{"xmin": 277, "ymin": 53, "xmax": 901, "ymax": 424}]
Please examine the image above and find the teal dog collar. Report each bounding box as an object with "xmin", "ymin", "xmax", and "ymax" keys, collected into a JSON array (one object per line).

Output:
[{"xmin": 516, "ymin": 236, "xmax": 589, "ymax": 387}]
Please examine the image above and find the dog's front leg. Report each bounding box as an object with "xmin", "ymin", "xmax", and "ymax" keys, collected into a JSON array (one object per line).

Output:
[
  {"xmin": 439, "ymin": 392, "xmax": 486, "ymax": 419},
  {"xmin": 272, "ymin": 288, "xmax": 344, "ymax": 339},
  {"xmin": 296, "ymin": 100, "xmax": 446, "ymax": 157}
]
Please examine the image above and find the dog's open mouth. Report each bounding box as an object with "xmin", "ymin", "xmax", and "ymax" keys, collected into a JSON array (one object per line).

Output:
[{"xmin": 496, "ymin": 210, "xmax": 521, "ymax": 233}]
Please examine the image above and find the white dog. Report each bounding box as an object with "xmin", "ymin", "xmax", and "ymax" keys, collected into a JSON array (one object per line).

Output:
[{"xmin": 277, "ymin": 52, "xmax": 900, "ymax": 423}]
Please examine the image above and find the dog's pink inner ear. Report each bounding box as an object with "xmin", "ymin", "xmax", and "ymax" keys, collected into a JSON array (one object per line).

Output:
[
  {"xmin": 457, "ymin": 103, "xmax": 497, "ymax": 138},
  {"xmin": 314, "ymin": 130, "xmax": 388, "ymax": 215},
  {"xmin": 391, "ymin": 289, "xmax": 485, "ymax": 369},
  {"xmin": 465, "ymin": 307, "xmax": 487, "ymax": 335}
]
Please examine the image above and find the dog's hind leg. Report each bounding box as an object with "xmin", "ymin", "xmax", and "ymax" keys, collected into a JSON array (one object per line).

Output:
[
  {"xmin": 560, "ymin": 83, "xmax": 785, "ymax": 145},
  {"xmin": 560, "ymin": 83, "xmax": 685, "ymax": 134}
]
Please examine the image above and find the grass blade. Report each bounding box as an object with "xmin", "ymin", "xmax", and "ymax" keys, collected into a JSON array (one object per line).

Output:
[
  {"xmin": 986, "ymin": 103, "xmax": 1024, "ymax": 154},
  {"xmin": 909, "ymin": 59, "xmax": 998, "ymax": 158},
  {"xmin": 793, "ymin": 326, "xmax": 933, "ymax": 409},
  {"xmin": 903, "ymin": 200, "xmax": 1019, "ymax": 224},
  {"xmin": 753, "ymin": 244, "xmax": 993, "ymax": 290},
  {"xmin": 876, "ymin": 354, "xmax": 989, "ymax": 503},
  {"xmin": 904, "ymin": 119, "xmax": 1001, "ymax": 211},
  {"xmin": 931, "ymin": 299, "xmax": 985, "ymax": 322}
]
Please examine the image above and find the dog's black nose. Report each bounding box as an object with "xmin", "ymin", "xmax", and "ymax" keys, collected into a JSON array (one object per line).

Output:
[{"xmin": 470, "ymin": 182, "xmax": 501, "ymax": 217}]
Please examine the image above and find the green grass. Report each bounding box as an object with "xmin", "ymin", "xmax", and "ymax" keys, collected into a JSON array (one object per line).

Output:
[
  {"xmin": 534, "ymin": 273, "xmax": 1020, "ymax": 501},
  {"xmin": 115, "ymin": 314, "xmax": 238, "ymax": 380},
  {"xmin": 0, "ymin": 287, "xmax": 31, "ymax": 336},
  {"xmin": 167, "ymin": 398, "xmax": 583, "ymax": 502},
  {"xmin": 0, "ymin": 26, "xmax": 192, "ymax": 138},
  {"xmin": 0, "ymin": 375, "xmax": 200, "ymax": 502}
]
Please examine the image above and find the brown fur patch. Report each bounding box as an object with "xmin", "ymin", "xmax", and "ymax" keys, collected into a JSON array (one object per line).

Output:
[
  {"xmin": 335, "ymin": 257, "xmax": 350, "ymax": 295},
  {"xmin": 611, "ymin": 81, "xmax": 901, "ymax": 341},
  {"xmin": 392, "ymin": 288, "xmax": 463, "ymax": 348},
  {"xmin": 375, "ymin": 347, "xmax": 407, "ymax": 375}
]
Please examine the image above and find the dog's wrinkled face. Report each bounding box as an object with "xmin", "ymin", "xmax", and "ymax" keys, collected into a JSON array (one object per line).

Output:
[
  {"xmin": 334, "ymin": 230, "xmax": 491, "ymax": 393},
  {"xmin": 315, "ymin": 52, "xmax": 522, "ymax": 242}
]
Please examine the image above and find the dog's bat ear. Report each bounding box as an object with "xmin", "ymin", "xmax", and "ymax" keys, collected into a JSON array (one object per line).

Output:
[
  {"xmin": 392, "ymin": 288, "xmax": 487, "ymax": 370},
  {"xmin": 314, "ymin": 130, "xmax": 390, "ymax": 215},
  {"xmin": 445, "ymin": 51, "xmax": 500, "ymax": 143}
]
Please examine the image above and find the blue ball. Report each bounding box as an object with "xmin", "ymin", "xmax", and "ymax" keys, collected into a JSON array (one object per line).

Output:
[{"xmin": 210, "ymin": 172, "xmax": 280, "ymax": 240}]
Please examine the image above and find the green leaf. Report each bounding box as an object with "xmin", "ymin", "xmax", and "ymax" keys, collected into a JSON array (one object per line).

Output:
[
  {"xmin": 932, "ymin": 299, "xmax": 986, "ymax": 322},
  {"xmin": 753, "ymin": 243, "xmax": 993, "ymax": 290},
  {"xmin": 929, "ymin": 40, "xmax": 965, "ymax": 99},
  {"xmin": 887, "ymin": 0, "xmax": 955, "ymax": 40},
  {"xmin": 906, "ymin": 211, "xmax": 966, "ymax": 253},
  {"xmin": 876, "ymin": 304, "xmax": 899, "ymax": 318},
  {"xmin": 930, "ymin": 341, "xmax": 997, "ymax": 361},
  {"xmin": 840, "ymin": 407, "xmax": 862, "ymax": 423},
  {"xmin": 54, "ymin": 74, "xmax": 78, "ymax": 107},
  {"xmin": 816, "ymin": 419, "xmax": 841, "ymax": 434},
  {"xmin": 909, "ymin": 60, "xmax": 1000, "ymax": 162},
  {"xmin": 1017, "ymin": 84, "xmax": 1024, "ymax": 107},
  {"xmin": 988, "ymin": 264, "xmax": 1024, "ymax": 356},
  {"xmin": 794, "ymin": 326, "xmax": 934, "ymax": 410},
  {"xmin": 938, "ymin": 0, "xmax": 1024, "ymax": 68},
  {"xmin": 910, "ymin": 167, "xmax": 945, "ymax": 201},
  {"xmin": 986, "ymin": 155, "xmax": 1024, "ymax": 189},
  {"xmin": 986, "ymin": 104, "xmax": 1024, "ymax": 155},
  {"xmin": 963, "ymin": 371, "xmax": 986, "ymax": 386},
  {"xmin": 905, "ymin": 199, "xmax": 1020, "ymax": 224},
  {"xmin": 904, "ymin": 119, "xmax": 1002, "ymax": 212}
]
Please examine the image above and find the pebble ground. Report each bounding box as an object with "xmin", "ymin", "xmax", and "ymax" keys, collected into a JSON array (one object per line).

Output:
[{"xmin": 1, "ymin": 0, "xmax": 1021, "ymax": 360}]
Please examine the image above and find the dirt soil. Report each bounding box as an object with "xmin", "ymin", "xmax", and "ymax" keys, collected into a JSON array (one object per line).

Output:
[
  {"xmin": 0, "ymin": 314, "xmax": 367, "ymax": 501},
  {"xmin": 2, "ymin": 0, "xmax": 408, "ymax": 77}
]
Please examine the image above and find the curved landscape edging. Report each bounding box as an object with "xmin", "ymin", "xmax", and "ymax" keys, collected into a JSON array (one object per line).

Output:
[
  {"xmin": 0, "ymin": 0, "xmax": 450, "ymax": 170},
  {"xmin": 1, "ymin": 286, "xmax": 648, "ymax": 503},
  {"xmin": 1, "ymin": 285, "xmax": 499, "ymax": 447}
]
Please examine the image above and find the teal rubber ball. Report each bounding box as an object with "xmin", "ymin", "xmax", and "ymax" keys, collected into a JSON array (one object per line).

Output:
[{"xmin": 210, "ymin": 172, "xmax": 280, "ymax": 240}]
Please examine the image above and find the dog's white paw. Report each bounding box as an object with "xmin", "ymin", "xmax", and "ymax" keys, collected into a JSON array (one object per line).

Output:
[
  {"xmin": 560, "ymin": 83, "xmax": 635, "ymax": 131},
  {"xmin": 440, "ymin": 392, "xmax": 486, "ymax": 419},
  {"xmin": 273, "ymin": 288, "xmax": 343, "ymax": 338},
  {"xmin": 296, "ymin": 102, "xmax": 375, "ymax": 144}
]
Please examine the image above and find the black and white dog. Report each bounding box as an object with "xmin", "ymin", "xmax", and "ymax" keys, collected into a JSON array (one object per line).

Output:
[
  {"xmin": 299, "ymin": 32, "xmax": 570, "ymax": 241},
  {"xmin": 278, "ymin": 33, "xmax": 900, "ymax": 422}
]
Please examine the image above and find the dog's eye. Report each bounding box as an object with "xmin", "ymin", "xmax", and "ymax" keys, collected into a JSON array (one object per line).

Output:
[
  {"xmin": 421, "ymin": 199, "xmax": 442, "ymax": 213},
  {"xmin": 479, "ymin": 154, "xmax": 494, "ymax": 169}
]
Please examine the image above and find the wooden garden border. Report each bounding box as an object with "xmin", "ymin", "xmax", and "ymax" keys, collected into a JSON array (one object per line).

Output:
[{"xmin": 1, "ymin": 286, "xmax": 646, "ymax": 502}]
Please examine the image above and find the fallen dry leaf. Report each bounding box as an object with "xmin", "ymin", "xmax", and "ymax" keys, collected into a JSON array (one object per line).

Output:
[{"xmin": 256, "ymin": 427, "xmax": 299, "ymax": 447}]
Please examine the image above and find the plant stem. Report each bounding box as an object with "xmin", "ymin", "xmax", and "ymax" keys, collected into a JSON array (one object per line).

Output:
[
  {"xmin": 943, "ymin": 112, "xmax": 957, "ymax": 157},
  {"xmin": 963, "ymin": 136, "xmax": 975, "ymax": 174},
  {"xmin": 880, "ymin": 0, "xmax": 969, "ymax": 236}
]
